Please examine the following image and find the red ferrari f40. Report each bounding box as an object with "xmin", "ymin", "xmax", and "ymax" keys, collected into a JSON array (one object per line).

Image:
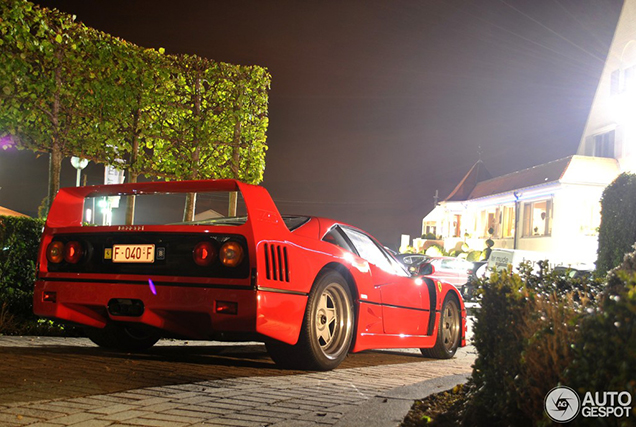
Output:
[{"xmin": 34, "ymin": 179, "xmax": 466, "ymax": 370}]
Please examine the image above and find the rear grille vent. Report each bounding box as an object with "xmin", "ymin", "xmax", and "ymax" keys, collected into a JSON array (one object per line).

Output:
[{"xmin": 264, "ymin": 243, "xmax": 289, "ymax": 282}]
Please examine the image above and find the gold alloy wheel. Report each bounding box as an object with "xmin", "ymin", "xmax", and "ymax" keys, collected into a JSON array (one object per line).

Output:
[
  {"xmin": 441, "ymin": 298, "xmax": 460, "ymax": 352},
  {"xmin": 314, "ymin": 281, "xmax": 353, "ymax": 360}
]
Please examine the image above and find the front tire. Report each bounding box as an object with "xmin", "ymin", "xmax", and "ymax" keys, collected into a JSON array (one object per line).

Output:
[
  {"xmin": 85, "ymin": 323, "xmax": 160, "ymax": 352},
  {"xmin": 267, "ymin": 270, "xmax": 354, "ymax": 371},
  {"xmin": 421, "ymin": 294, "xmax": 461, "ymax": 359}
]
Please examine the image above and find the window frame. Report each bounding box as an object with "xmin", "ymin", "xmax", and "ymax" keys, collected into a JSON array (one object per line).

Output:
[
  {"xmin": 594, "ymin": 130, "xmax": 615, "ymax": 159},
  {"xmin": 522, "ymin": 199, "xmax": 553, "ymax": 237}
]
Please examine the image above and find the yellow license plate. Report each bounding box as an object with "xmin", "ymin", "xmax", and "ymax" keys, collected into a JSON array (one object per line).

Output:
[{"xmin": 112, "ymin": 244, "xmax": 155, "ymax": 263}]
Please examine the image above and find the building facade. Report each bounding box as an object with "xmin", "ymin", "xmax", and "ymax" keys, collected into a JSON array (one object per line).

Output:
[
  {"xmin": 420, "ymin": 0, "xmax": 635, "ymax": 266},
  {"xmin": 421, "ymin": 156, "xmax": 618, "ymax": 265}
]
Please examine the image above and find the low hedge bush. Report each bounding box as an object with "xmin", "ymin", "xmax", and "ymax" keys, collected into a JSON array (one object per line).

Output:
[
  {"xmin": 564, "ymin": 251, "xmax": 636, "ymax": 426},
  {"xmin": 0, "ymin": 215, "xmax": 44, "ymax": 321},
  {"xmin": 0, "ymin": 215, "xmax": 78, "ymax": 335},
  {"xmin": 462, "ymin": 262, "xmax": 603, "ymax": 426}
]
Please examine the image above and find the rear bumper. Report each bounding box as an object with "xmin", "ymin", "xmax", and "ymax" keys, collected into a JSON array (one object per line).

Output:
[{"xmin": 34, "ymin": 280, "xmax": 258, "ymax": 340}]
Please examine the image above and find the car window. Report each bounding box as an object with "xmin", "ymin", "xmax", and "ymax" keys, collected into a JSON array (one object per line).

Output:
[
  {"xmin": 441, "ymin": 259, "xmax": 455, "ymax": 270},
  {"xmin": 341, "ymin": 228, "xmax": 406, "ymax": 276},
  {"xmin": 322, "ymin": 227, "xmax": 355, "ymax": 253}
]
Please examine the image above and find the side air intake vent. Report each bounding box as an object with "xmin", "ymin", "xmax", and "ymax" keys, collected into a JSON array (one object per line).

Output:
[{"xmin": 264, "ymin": 243, "xmax": 290, "ymax": 282}]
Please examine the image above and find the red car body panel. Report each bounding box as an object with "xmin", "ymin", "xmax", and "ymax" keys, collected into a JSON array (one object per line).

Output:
[{"xmin": 34, "ymin": 179, "xmax": 466, "ymax": 352}]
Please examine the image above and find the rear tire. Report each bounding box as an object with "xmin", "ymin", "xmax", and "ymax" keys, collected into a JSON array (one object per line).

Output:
[
  {"xmin": 85, "ymin": 323, "xmax": 160, "ymax": 352},
  {"xmin": 420, "ymin": 294, "xmax": 461, "ymax": 359},
  {"xmin": 267, "ymin": 270, "xmax": 354, "ymax": 371}
]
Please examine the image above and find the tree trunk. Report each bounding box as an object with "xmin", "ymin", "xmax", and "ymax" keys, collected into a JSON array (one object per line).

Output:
[
  {"xmin": 183, "ymin": 75, "xmax": 202, "ymax": 222},
  {"xmin": 125, "ymin": 172, "xmax": 139, "ymax": 225},
  {"xmin": 183, "ymin": 192, "xmax": 197, "ymax": 222},
  {"xmin": 47, "ymin": 147, "xmax": 62, "ymax": 216},
  {"xmin": 46, "ymin": 50, "xmax": 63, "ymax": 216},
  {"xmin": 228, "ymin": 99, "xmax": 242, "ymax": 216},
  {"xmin": 228, "ymin": 191, "xmax": 238, "ymax": 217},
  {"xmin": 125, "ymin": 110, "xmax": 142, "ymax": 225}
]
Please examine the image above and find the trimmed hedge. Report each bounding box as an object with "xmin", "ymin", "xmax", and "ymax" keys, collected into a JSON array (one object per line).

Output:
[
  {"xmin": 462, "ymin": 262, "xmax": 603, "ymax": 426},
  {"xmin": 565, "ymin": 252, "xmax": 636, "ymax": 426},
  {"xmin": 0, "ymin": 215, "xmax": 44, "ymax": 321},
  {"xmin": 597, "ymin": 173, "xmax": 636, "ymax": 276}
]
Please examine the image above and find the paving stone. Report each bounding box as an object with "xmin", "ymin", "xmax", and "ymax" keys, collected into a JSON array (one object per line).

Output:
[
  {"xmin": 0, "ymin": 412, "xmax": 42, "ymax": 425},
  {"xmin": 87, "ymin": 403, "xmax": 138, "ymax": 415},
  {"xmin": 68, "ymin": 419, "xmax": 112, "ymax": 427},
  {"xmin": 4, "ymin": 406, "xmax": 60, "ymax": 419},
  {"xmin": 218, "ymin": 413, "xmax": 281, "ymax": 424},
  {"xmin": 98, "ymin": 409, "xmax": 149, "ymax": 422},
  {"xmin": 197, "ymin": 419, "xmax": 259, "ymax": 427},
  {"xmin": 250, "ymin": 405, "xmax": 309, "ymax": 416},
  {"xmin": 135, "ymin": 402, "xmax": 183, "ymax": 412},
  {"xmin": 20, "ymin": 422, "xmax": 65, "ymax": 427},
  {"xmin": 120, "ymin": 417, "xmax": 188, "ymax": 427},
  {"xmin": 142, "ymin": 412, "xmax": 206, "ymax": 424},
  {"xmin": 0, "ymin": 337, "xmax": 475, "ymax": 427},
  {"xmin": 169, "ymin": 396, "xmax": 216, "ymax": 405},
  {"xmin": 164, "ymin": 404, "xmax": 227, "ymax": 416},
  {"xmin": 44, "ymin": 412, "xmax": 99, "ymax": 426}
]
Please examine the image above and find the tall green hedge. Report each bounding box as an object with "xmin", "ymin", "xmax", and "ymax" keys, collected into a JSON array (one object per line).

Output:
[
  {"xmin": 596, "ymin": 173, "xmax": 636, "ymax": 276},
  {"xmin": 0, "ymin": 215, "xmax": 44, "ymax": 320}
]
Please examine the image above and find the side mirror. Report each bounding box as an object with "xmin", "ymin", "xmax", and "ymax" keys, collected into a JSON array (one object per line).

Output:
[{"xmin": 420, "ymin": 264, "xmax": 434, "ymax": 275}]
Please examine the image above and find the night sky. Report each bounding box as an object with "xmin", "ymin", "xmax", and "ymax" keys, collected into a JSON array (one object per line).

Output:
[{"xmin": 0, "ymin": 0, "xmax": 624, "ymax": 247}]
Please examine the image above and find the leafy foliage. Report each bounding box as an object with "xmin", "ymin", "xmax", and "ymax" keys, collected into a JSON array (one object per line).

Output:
[
  {"xmin": 596, "ymin": 173, "xmax": 636, "ymax": 276},
  {"xmin": 462, "ymin": 263, "xmax": 602, "ymax": 426},
  {"xmin": 1, "ymin": 0, "xmax": 271, "ymax": 218},
  {"xmin": 565, "ymin": 252, "xmax": 636, "ymax": 426},
  {"xmin": 0, "ymin": 216, "xmax": 44, "ymax": 320},
  {"xmin": 0, "ymin": 0, "xmax": 98, "ymax": 213}
]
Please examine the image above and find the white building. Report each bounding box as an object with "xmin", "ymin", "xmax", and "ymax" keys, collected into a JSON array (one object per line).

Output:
[
  {"xmin": 421, "ymin": 0, "xmax": 636, "ymax": 266},
  {"xmin": 577, "ymin": 0, "xmax": 636, "ymax": 171}
]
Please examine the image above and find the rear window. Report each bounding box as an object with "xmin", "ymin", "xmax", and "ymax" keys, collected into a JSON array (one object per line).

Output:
[
  {"xmin": 82, "ymin": 190, "xmax": 247, "ymax": 226},
  {"xmin": 282, "ymin": 215, "xmax": 310, "ymax": 231}
]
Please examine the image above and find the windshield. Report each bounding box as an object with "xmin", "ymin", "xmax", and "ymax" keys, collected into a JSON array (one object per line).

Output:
[{"xmin": 82, "ymin": 190, "xmax": 247, "ymax": 226}]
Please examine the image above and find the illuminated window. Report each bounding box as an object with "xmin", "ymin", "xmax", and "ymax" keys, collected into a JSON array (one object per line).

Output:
[
  {"xmin": 522, "ymin": 200, "xmax": 552, "ymax": 237},
  {"xmin": 611, "ymin": 69, "xmax": 620, "ymax": 95},
  {"xmin": 501, "ymin": 205, "xmax": 515, "ymax": 238},
  {"xmin": 452, "ymin": 214, "xmax": 462, "ymax": 237},
  {"xmin": 480, "ymin": 208, "xmax": 497, "ymax": 237},
  {"xmin": 594, "ymin": 131, "xmax": 615, "ymax": 159},
  {"xmin": 625, "ymin": 65, "xmax": 636, "ymax": 92}
]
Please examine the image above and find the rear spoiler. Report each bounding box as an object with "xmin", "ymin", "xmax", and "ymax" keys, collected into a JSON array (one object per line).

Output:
[{"xmin": 46, "ymin": 179, "xmax": 286, "ymax": 232}]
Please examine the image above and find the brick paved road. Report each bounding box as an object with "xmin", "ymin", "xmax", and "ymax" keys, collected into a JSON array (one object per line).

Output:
[{"xmin": 0, "ymin": 337, "xmax": 476, "ymax": 426}]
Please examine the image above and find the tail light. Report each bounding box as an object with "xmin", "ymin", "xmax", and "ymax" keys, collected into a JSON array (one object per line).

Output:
[
  {"xmin": 46, "ymin": 241, "xmax": 65, "ymax": 264},
  {"xmin": 220, "ymin": 241, "xmax": 244, "ymax": 267},
  {"xmin": 193, "ymin": 241, "xmax": 216, "ymax": 266},
  {"xmin": 64, "ymin": 241, "xmax": 84, "ymax": 264}
]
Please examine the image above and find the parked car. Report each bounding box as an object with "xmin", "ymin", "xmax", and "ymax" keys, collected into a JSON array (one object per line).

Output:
[
  {"xmin": 416, "ymin": 256, "xmax": 474, "ymax": 289},
  {"xmin": 553, "ymin": 265, "xmax": 594, "ymax": 280},
  {"xmin": 394, "ymin": 253, "xmax": 430, "ymax": 273},
  {"xmin": 34, "ymin": 179, "xmax": 466, "ymax": 371},
  {"xmin": 461, "ymin": 261, "xmax": 488, "ymax": 302}
]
